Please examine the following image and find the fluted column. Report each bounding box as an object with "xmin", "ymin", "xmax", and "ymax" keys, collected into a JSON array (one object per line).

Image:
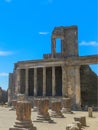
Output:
[
  {"xmin": 43, "ymin": 67, "xmax": 46, "ymax": 96},
  {"xmin": 52, "ymin": 66, "xmax": 55, "ymax": 96},
  {"xmin": 34, "ymin": 68, "xmax": 37, "ymax": 96},
  {"xmin": 25, "ymin": 68, "xmax": 28, "ymax": 96}
]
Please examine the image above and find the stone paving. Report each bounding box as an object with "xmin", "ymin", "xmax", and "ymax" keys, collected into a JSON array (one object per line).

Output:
[{"xmin": 0, "ymin": 106, "xmax": 98, "ymax": 130}]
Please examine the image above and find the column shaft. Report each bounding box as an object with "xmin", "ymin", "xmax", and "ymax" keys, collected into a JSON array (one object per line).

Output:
[
  {"xmin": 25, "ymin": 68, "xmax": 29, "ymax": 96},
  {"xmin": 74, "ymin": 66, "xmax": 81, "ymax": 106},
  {"xmin": 62, "ymin": 65, "xmax": 68, "ymax": 96},
  {"xmin": 34, "ymin": 68, "xmax": 37, "ymax": 96},
  {"xmin": 43, "ymin": 67, "xmax": 46, "ymax": 96},
  {"xmin": 15, "ymin": 69, "xmax": 20, "ymax": 94},
  {"xmin": 52, "ymin": 66, "xmax": 55, "ymax": 96}
]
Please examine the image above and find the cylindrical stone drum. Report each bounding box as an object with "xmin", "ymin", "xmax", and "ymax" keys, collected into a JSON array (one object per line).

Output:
[
  {"xmin": 34, "ymin": 98, "xmax": 53, "ymax": 123},
  {"xmin": 34, "ymin": 98, "xmax": 40, "ymax": 108},
  {"xmin": 51, "ymin": 101, "xmax": 61, "ymax": 112},
  {"xmin": 62, "ymin": 98, "xmax": 72, "ymax": 113},
  {"xmin": 16, "ymin": 101, "xmax": 32, "ymax": 121},
  {"xmin": 38, "ymin": 98, "xmax": 49, "ymax": 115},
  {"xmin": 12, "ymin": 100, "xmax": 17, "ymax": 109},
  {"xmin": 62, "ymin": 98, "xmax": 71, "ymax": 108}
]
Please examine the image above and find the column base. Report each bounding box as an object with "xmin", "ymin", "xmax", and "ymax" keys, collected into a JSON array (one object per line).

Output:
[
  {"xmin": 34, "ymin": 113, "xmax": 54, "ymax": 123},
  {"xmin": 72, "ymin": 104, "xmax": 81, "ymax": 111},
  {"xmin": 61, "ymin": 107, "xmax": 73, "ymax": 114},
  {"xmin": 50, "ymin": 110, "xmax": 64, "ymax": 118},
  {"xmin": 9, "ymin": 120, "xmax": 36, "ymax": 130},
  {"xmin": 9, "ymin": 127, "xmax": 36, "ymax": 130}
]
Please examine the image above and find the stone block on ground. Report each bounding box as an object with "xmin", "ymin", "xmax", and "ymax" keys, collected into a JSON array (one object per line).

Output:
[{"xmin": 88, "ymin": 107, "xmax": 93, "ymax": 117}]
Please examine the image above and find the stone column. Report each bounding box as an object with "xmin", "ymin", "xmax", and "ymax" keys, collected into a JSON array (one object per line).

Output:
[
  {"xmin": 74, "ymin": 66, "xmax": 81, "ymax": 108},
  {"xmin": 9, "ymin": 100, "xmax": 36, "ymax": 130},
  {"xmin": 52, "ymin": 66, "xmax": 56, "ymax": 96},
  {"xmin": 25, "ymin": 68, "xmax": 29, "ymax": 96},
  {"xmin": 62, "ymin": 98, "xmax": 72, "ymax": 113},
  {"xmin": 15, "ymin": 69, "xmax": 21, "ymax": 94},
  {"xmin": 62, "ymin": 65, "xmax": 68, "ymax": 96},
  {"xmin": 50, "ymin": 101, "xmax": 64, "ymax": 118},
  {"xmin": 52, "ymin": 38, "xmax": 56, "ymax": 58},
  {"xmin": 34, "ymin": 98, "xmax": 53, "ymax": 123},
  {"xmin": 43, "ymin": 67, "xmax": 46, "ymax": 96},
  {"xmin": 34, "ymin": 68, "xmax": 37, "ymax": 96}
]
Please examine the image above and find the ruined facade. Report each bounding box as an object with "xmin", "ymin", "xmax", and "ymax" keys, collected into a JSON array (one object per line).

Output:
[{"xmin": 8, "ymin": 26, "xmax": 98, "ymax": 108}]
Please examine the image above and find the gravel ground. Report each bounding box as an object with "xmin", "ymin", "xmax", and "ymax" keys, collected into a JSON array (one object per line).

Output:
[{"xmin": 0, "ymin": 106, "xmax": 98, "ymax": 130}]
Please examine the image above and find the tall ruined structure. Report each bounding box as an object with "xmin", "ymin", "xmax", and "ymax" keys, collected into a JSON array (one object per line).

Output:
[{"xmin": 8, "ymin": 26, "xmax": 98, "ymax": 108}]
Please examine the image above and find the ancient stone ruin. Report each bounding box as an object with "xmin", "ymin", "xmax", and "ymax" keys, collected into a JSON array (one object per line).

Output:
[
  {"xmin": 9, "ymin": 99, "xmax": 36, "ymax": 130},
  {"xmin": 8, "ymin": 25, "xmax": 98, "ymax": 109},
  {"xmin": 0, "ymin": 87, "xmax": 7, "ymax": 104},
  {"xmin": 34, "ymin": 98, "xmax": 53, "ymax": 123}
]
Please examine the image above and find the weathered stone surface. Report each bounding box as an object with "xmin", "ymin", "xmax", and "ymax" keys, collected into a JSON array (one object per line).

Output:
[
  {"xmin": 9, "ymin": 100, "xmax": 36, "ymax": 130},
  {"xmin": 17, "ymin": 94, "xmax": 26, "ymax": 101},
  {"xmin": 62, "ymin": 98, "xmax": 72, "ymax": 113},
  {"xmin": 33, "ymin": 98, "xmax": 39, "ymax": 112},
  {"xmin": 72, "ymin": 121, "xmax": 81, "ymax": 130},
  {"xmin": 34, "ymin": 98, "xmax": 53, "ymax": 123},
  {"xmin": 74, "ymin": 116, "xmax": 86, "ymax": 126},
  {"xmin": 11, "ymin": 100, "xmax": 17, "ymax": 109},
  {"xmin": 88, "ymin": 107, "xmax": 93, "ymax": 117},
  {"xmin": 80, "ymin": 65, "xmax": 98, "ymax": 106},
  {"xmin": 50, "ymin": 101, "xmax": 64, "ymax": 118},
  {"xmin": 66, "ymin": 124, "xmax": 79, "ymax": 130},
  {"xmin": 8, "ymin": 26, "xmax": 98, "ymax": 110},
  {"xmin": 0, "ymin": 87, "xmax": 7, "ymax": 104}
]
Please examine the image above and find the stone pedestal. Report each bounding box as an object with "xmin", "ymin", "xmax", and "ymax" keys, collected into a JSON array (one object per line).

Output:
[
  {"xmin": 9, "ymin": 100, "xmax": 36, "ymax": 130},
  {"xmin": 50, "ymin": 101, "xmax": 64, "ymax": 118},
  {"xmin": 11, "ymin": 100, "xmax": 17, "ymax": 109},
  {"xmin": 74, "ymin": 116, "xmax": 86, "ymax": 126},
  {"xmin": 62, "ymin": 98, "xmax": 72, "ymax": 113},
  {"xmin": 88, "ymin": 107, "xmax": 93, "ymax": 117},
  {"xmin": 33, "ymin": 98, "xmax": 39, "ymax": 112},
  {"xmin": 34, "ymin": 98, "xmax": 53, "ymax": 123}
]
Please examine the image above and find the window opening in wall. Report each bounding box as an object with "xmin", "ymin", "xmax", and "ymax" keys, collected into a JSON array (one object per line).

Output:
[{"xmin": 56, "ymin": 38, "xmax": 61, "ymax": 53}]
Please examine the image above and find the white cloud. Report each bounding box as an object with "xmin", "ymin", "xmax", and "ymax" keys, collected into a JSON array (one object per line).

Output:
[
  {"xmin": 38, "ymin": 32, "xmax": 49, "ymax": 35},
  {"xmin": 5, "ymin": 0, "xmax": 12, "ymax": 3},
  {"xmin": 79, "ymin": 41, "xmax": 98, "ymax": 46},
  {"xmin": 0, "ymin": 73, "xmax": 8, "ymax": 77},
  {"xmin": 0, "ymin": 51, "xmax": 13, "ymax": 56}
]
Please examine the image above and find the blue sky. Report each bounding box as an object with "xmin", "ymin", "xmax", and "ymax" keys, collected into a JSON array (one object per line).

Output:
[{"xmin": 0, "ymin": 0, "xmax": 98, "ymax": 90}]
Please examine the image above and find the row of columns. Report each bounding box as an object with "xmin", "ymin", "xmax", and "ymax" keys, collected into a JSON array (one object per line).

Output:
[
  {"xmin": 15, "ymin": 66, "xmax": 64, "ymax": 97},
  {"xmin": 15, "ymin": 65, "xmax": 81, "ymax": 107}
]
